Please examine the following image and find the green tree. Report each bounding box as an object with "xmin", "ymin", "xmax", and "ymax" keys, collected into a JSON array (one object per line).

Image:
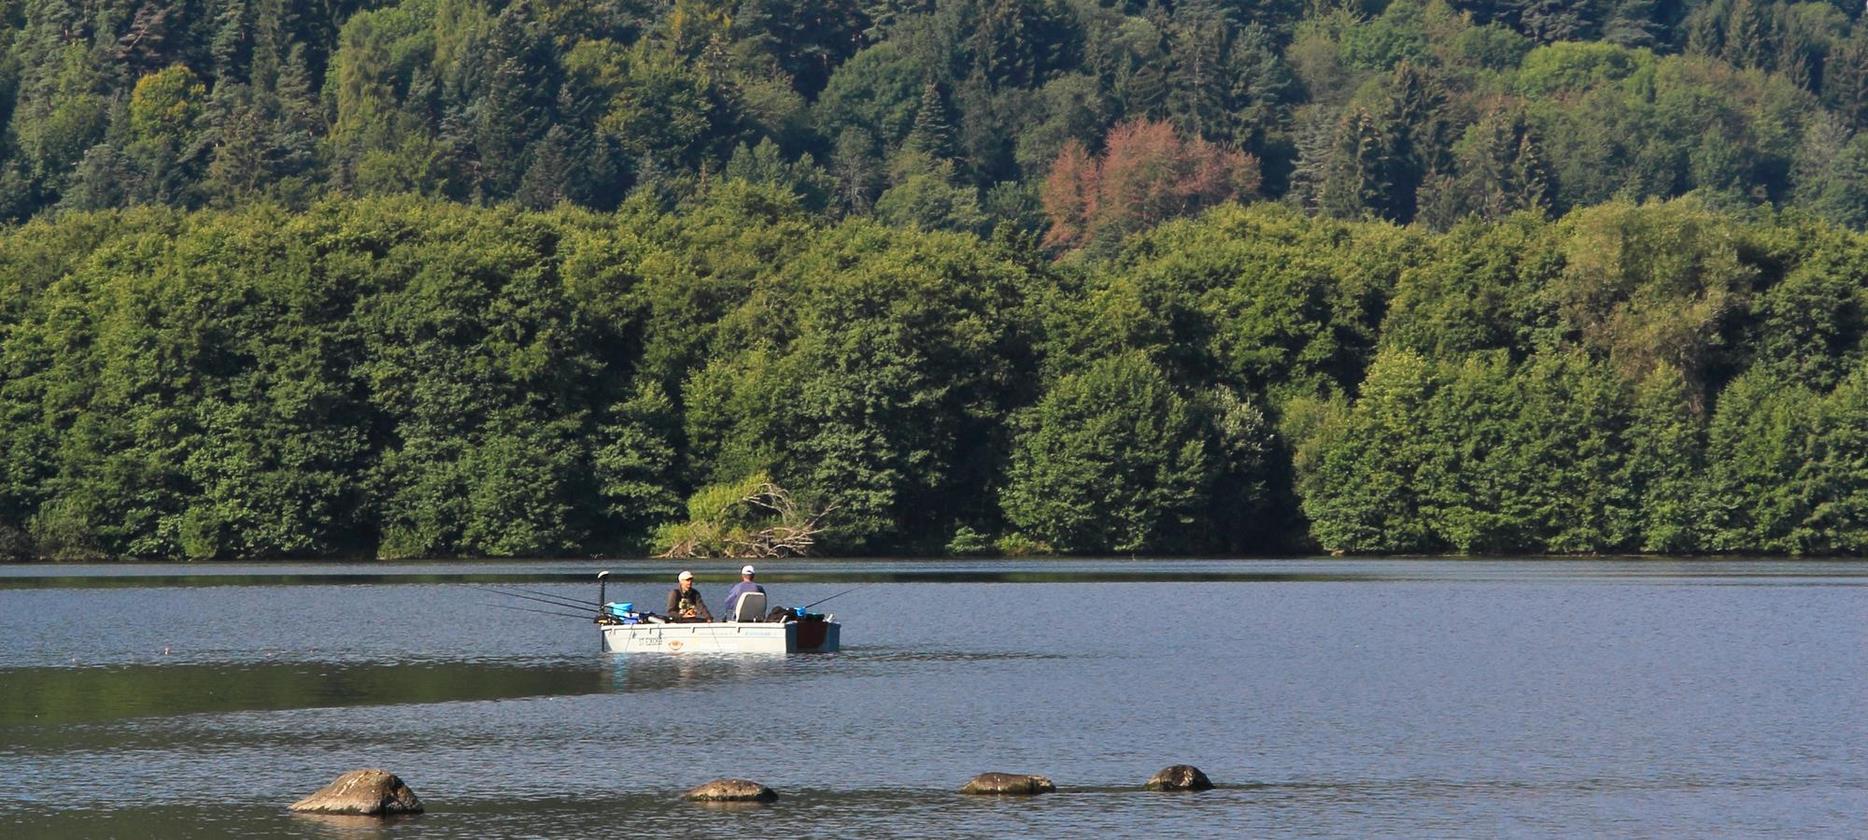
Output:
[
  {"xmin": 1626, "ymin": 363, "xmax": 1704, "ymax": 551},
  {"xmin": 1318, "ymin": 108, "xmax": 1391, "ymax": 220},
  {"xmin": 1001, "ymin": 352, "xmax": 1213, "ymax": 554}
]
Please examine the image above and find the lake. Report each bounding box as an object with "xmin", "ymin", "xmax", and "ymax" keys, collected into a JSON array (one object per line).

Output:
[{"xmin": 0, "ymin": 559, "xmax": 1863, "ymax": 837}]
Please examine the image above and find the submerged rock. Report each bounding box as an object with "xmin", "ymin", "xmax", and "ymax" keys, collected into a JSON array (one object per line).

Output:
[
  {"xmin": 289, "ymin": 769, "xmax": 424, "ymax": 815},
  {"xmin": 684, "ymin": 778, "xmax": 778, "ymax": 802},
  {"xmin": 1144, "ymin": 765, "xmax": 1213, "ymax": 791},
  {"xmin": 959, "ymin": 772, "xmax": 1055, "ymax": 795}
]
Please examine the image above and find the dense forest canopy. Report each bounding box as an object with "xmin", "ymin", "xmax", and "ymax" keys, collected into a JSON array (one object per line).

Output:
[
  {"xmin": 0, "ymin": 0, "xmax": 1864, "ymax": 558},
  {"xmin": 1, "ymin": 194, "xmax": 1863, "ymax": 559},
  {"xmin": 5, "ymin": 0, "xmax": 1868, "ymax": 231}
]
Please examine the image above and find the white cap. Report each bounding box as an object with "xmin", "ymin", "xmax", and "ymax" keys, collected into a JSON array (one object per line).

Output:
[
  {"xmin": 741, "ymin": 565, "xmax": 756, "ymax": 576},
  {"xmin": 678, "ymin": 570, "xmax": 693, "ymax": 581}
]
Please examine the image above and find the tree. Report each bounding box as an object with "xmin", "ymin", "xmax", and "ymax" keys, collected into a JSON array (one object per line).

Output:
[
  {"xmin": 830, "ymin": 126, "xmax": 885, "ymax": 213},
  {"xmin": 1627, "ymin": 363, "xmax": 1704, "ymax": 551},
  {"xmin": 1546, "ymin": 199, "xmax": 1757, "ymax": 403},
  {"xmin": 594, "ymin": 380, "xmax": 684, "ymax": 551},
  {"xmin": 733, "ymin": 0, "xmax": 867, "ymax": 97},
  {"xmin": 904, "ymin": 79, "xmax": 958, "ymax": 159},
  {"xmin": 1001, "ymin": 352, "xmax": 1214, "ymax": 554},
  {"xmin": 680, "ymin": 217, "xmax": 1034, "ymax": 553},
  {"xmin": 874, "ymin": 148, "xmax": 987, "ymax": 233},
  {"xmin": 1318, "ymin": 108, "xmax": 1390, "ymax": 221},
  {"xmin": 655, "ymin": 472, "xmax": 834, "ymax": 558},
  {"xmin": 1378, "ymin": 61, "xmax": 1449, "ymax": 223},
  {"xmin": 1039, "ymin": 118, "xmax": 1260, "ymax": 253},
  {"xmin": 1297, "ymin": 347, "xmax": 1443, "ymax": 553}
]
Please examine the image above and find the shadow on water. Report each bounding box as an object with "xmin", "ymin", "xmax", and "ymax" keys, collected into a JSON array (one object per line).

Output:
[
  {"xmin": 1, "ymin": 651, "xmax": 895, "ymax": 729},
  {"xmin": 0, "ymin": 784, "xmax": 1430, "ymax": 838},
  {"xmin": 6, "ymin": 557, "xmax": 1868, "ymax": 591},
  {"xmin": 0, "ymin": 660, "xmax": 611, "ymax": 726}
]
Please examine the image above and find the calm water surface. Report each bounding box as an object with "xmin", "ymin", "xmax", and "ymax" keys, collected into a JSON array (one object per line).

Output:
[{"xmin": 0, "ymin": 559, "xmax": 1862, "ymax": 837}]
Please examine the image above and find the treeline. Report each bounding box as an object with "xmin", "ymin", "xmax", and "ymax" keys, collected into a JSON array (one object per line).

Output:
[
  {"xmin": 9, "ymin": 0, "xmax": 1868, "ymax": 245},
  {"xmin": 0, "ymin": 192, "xmax": 1863, "ymax": 559}
]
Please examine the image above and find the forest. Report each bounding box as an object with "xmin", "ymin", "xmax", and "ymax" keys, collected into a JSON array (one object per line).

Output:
[{"xmin": 0, "ymin": 0, "xmax": 1864, "ymax": 558}]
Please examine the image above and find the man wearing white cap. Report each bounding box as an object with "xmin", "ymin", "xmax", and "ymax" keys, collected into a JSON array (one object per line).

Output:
[
  {"xmin": 723, "ymin": 565, "xmax": 766, "ymax": 620},
  {"xmin": 665, "ymin": 570, "xmax": 713, "ymax": 622}
]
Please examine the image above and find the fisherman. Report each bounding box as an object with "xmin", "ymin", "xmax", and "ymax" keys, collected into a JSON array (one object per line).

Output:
[
  {"xmin": 666, "ymin": 570, "xmax": 713, "ymax": 622},
  {"xmin": 723, "ymin": 564, "xmax": 766, "ymax": 620}
]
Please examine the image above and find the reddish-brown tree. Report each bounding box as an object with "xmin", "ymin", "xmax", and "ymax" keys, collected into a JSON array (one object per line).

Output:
[{"xmin": 1040, "ymin": 119, "xmax": 1260, "ymax": 253}]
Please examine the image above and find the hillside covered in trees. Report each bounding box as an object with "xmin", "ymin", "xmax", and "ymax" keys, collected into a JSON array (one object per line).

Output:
[
  {"xmin": 0, "ymin": 0, "xmax": 1865, "ymax": 558},
  {"xmin": 10, "ymin": 0, "xmax": 1868, "ymax": 233},
  {"xmin": 1, "ymin": 194, "xmax": 1863, "ymax": 559}
]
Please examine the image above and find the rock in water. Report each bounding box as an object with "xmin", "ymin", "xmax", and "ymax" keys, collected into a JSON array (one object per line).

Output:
[
  {"xmin": 1144, "ymin": 765, "xmax": 1213, "ymax": 791},
  {"xmin": 289, "ymin": 769, "xmax": 424, "ymax": 815},
  {"xmin": 684, "ymin": 779, "xmax": 778, "ymax": 802},
  {"xmin": 959, "ymin": 772, "xmax": 1056, "ymax": 795}
]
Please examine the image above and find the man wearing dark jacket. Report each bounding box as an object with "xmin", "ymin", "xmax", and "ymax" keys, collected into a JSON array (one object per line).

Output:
[{"xmin": 666, "ymin": 570, "xmax": 713, "ymax": 622}]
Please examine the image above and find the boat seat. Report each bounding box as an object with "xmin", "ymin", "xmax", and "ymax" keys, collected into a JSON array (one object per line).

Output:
[{"xmin": 731, "ymin": 591, "xmax": 767, "ymax": 622}]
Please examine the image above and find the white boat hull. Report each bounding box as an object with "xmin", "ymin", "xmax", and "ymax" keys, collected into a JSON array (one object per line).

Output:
[{"xmin": 600, "ymin": 620, "xmax": 840, "ymax": 654}]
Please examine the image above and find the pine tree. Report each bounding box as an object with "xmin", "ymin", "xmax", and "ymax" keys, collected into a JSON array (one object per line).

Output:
[
  {"xmin": 1288, "ymin": 106, "xmax": 1338, "ymax": 215},
  {"xmin": 1380, "ymin": 61, "xmax": 1446, "ymax": 224},
  {"xmin": 905, "ymin": 79, "xmax": 957, "ymax": 160},
  {"xmin": 1601, "ymin": 0, "xmax": 1663, "ymax": 49},
  {"xmin": 1224, "ymin": 23, "xmax": 1294, "ymax": 153},
  {"xmin": 1722, "ymin": 0, "xmax": 1771, "ymax": 70},
  {"xmin": 1684, "ymin": 2, "xmax": 1726, "ymax": 58},
  {"xmin": 268, "ymin": 44, "xmax": 320, "ymax": 183},
  {"xmin": 1628, "ymin": 365, "xmax": 1704, "ymax": 552},
  {"xmin": 203, "ymin": 85, "xmax": 268, "ymax": 203},
  {"xmin": 1514, "ymin": 0, "xmax": 1592, "ymax": 43},
  {"xmin": 515, "ymin": 124, "xmax": 574, "ymax": 209},
  {"xmin": 1166, "ymin": 0, "xmax": 1228, "ymax": 140},
  {"xmin": 1824, "ymin": 31, "xmax": 1868, "ymax": 131},
  {"xmin": 1465, "ymin": 109, "xmax": 1519, "ymax": 219},
  {"xmin": 1514, "ymin": 128, "xmax": 1554, "ymax": 216},
  {"xmin": 115, "ymin": 2, "xmax": 175, "ymax": 79},
  {"xmin": 208, "ymin": 0, "xmax": 249, "ymax": 84},
  {"xmin": 1319, "ymin": 108, "xmax": 1390, "ymax": 221}
]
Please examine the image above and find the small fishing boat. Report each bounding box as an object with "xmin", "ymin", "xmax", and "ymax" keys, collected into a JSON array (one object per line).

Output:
[{"xmin": 593, "ymin": 571, "xmax": 842, "ymax": 654}]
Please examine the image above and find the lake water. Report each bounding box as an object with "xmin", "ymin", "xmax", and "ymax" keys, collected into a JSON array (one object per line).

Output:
[{"xmin": 0, "ymin": 559, "xmax": 1863, "ymax": 837}]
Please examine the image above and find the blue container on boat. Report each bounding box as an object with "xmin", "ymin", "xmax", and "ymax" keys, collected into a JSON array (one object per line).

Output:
[{"xmin": 605, "ymin": 602, "xmax": 634, "ymax": 618}]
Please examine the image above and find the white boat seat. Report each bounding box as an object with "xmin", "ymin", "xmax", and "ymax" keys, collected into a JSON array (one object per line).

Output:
[{"xmin": 731, "ymin": 591, "xmax": 767, "ymax": 622}]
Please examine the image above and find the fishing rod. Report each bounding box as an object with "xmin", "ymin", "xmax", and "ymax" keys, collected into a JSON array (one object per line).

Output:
[
  {"xmin": 480, "ymin": 602, "xmax": 595, "ymax": 621},
  {"xmin": 803, "ymin": 585, "xmax": 866, "ymax": 610},
  {"xmin": 467, "ymin": 585, "xmax": 597, "ymax": 613},
  {"xmin": 470, "ymin": 583, "xmax": 594, "ymax": 609},
  {"xmin": 489, "ymin": 582, "xmax": 590, "ymax": 608},
  {"xmin": 467, "ymin": 583, "xmax": 594, "ymax": 609}
]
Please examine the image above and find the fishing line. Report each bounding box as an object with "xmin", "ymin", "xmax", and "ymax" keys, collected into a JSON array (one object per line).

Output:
[
  {"xmin": 479, "ymin": 602, "xmax": 594, "ymax": 621},
  {"xmin": 804, "ymin": 585, "xmax": 866, "ymax": 610},
  {"xmin": 467, "ymin": 584, "xmax": 594, "ymax": 608}
]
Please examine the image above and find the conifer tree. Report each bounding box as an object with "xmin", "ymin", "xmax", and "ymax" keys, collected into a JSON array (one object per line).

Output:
[
  {"xmin": 1514, "ymin": 0, "xmax": 1592, "ymax": 43},
  {"xmin": 1319, "ymin": 108, "xmax": 1390, "ymax": 221},
  {"xmin": 1380, "ymin": 61, "xmax": 1446, "ymax": 224},
  {"xmin": 1722, "ymin": 0, "xmax": 1771, "ymax": 71},
  {"xmin": 516, "ymin": 124, "xmax": 574, "ymax": 209},
  {"xmin": 906, "ymin": 79, "xmax": 957, "ymax": 160},
  {"xmin": 1514, "ymin": 128, "xmax": 1553, "ymax": 215},
  {"xmin": 1823, "ymin": 30, "xmax": 1868, "ymax": 130}
]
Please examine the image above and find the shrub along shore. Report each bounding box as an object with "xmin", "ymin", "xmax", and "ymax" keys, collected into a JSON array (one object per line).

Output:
[{"xmin": 0, "ymin": 191, "xmax": 1863, "ymax": 560}]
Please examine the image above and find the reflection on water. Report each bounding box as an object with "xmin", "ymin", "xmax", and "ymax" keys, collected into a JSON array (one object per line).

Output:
[
  {"xmin": 0, "ymin": 660, "xmax": 609, "ymax": 727},
  {"xmin": 0, "ymin": 560, "xmax": 1864, "ymax": 837},
  {"xmin": 602, "ymin": 652, "xmax": 795, "ymax": 695},
  {"xmin": 8, "ymin": 557, "xmax": 1868, "ymax": 590}
]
